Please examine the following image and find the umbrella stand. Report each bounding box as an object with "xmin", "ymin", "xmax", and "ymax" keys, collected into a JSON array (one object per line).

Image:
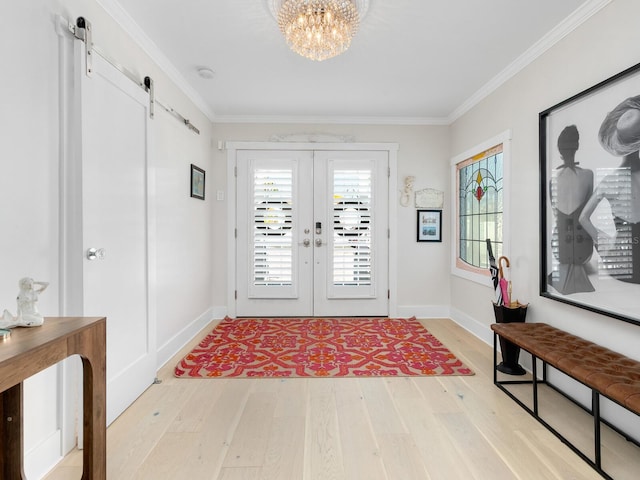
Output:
[{"xmin": 492, "ymin": 301, "xmax": 528, "ymax": 375}]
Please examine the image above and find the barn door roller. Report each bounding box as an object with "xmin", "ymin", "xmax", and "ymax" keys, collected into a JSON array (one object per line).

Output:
[{"xmin": 74, "ymin": 17, "xmax": 93, "ymax": 77}]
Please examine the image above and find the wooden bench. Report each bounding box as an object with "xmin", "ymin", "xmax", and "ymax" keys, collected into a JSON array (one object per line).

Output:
[{"xmin": 491, "ymin": 322, "xmax": 640, "ymax": 480}]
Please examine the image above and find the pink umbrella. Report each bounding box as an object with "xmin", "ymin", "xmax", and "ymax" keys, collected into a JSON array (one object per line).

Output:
[{"xmin": 498, "ymin": 256, "xmax": 511, "ymax": 306}]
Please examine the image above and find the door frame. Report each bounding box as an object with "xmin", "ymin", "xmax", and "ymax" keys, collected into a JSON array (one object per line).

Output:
[{"xmin": 226, "ymin": 141, "xmax": 398, "ymax": 318}]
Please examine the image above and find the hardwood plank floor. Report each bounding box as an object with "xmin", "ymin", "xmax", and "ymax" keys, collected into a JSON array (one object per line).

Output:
[{"xmin": 44, "ymin": 318, "xmax": 638, "ymax": 480}]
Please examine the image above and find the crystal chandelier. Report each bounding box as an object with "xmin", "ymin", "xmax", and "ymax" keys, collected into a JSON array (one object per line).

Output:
[{"xmin": 271, "ymin": 0, "xmax": 369, "ymax": 61}]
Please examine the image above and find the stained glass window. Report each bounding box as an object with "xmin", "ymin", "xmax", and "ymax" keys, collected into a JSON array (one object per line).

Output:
[{"xmin": 456, "ymin": 144, "xmax": 504, "ymax": 271}]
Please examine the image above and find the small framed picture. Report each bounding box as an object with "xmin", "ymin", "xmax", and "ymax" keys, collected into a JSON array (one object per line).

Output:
[
  {"xmin": 417, "ymin": 209, "xmax": 442, "ymax": 242},
  {"xmin": 190, "ymin": 164, "xmax": 205, "ymax": 200}
]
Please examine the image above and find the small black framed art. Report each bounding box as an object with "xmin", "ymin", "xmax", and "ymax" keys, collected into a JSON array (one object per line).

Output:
[
  {"xmin": 417, "ymin": 209, "xmax": 442, "ymax": 242},
  {"xmin": 190, "ymin": 164, "xmax": 205, "ymax": 200}
]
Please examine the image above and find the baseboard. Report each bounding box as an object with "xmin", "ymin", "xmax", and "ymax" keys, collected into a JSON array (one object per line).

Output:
[
  {"xmin": 156, "ymin": 306, "xmax": 226, "ymax": 368},
  {"xmin": 396, "ymin": 305, "xmax": 451, "ymax": 319},
  {"xmin": 25, "ymin": 429, "xmax": 62, "ymax": 480},
  {"xmin": 448, "ymin": 306, "xmax": 493, "ymax": 346}
]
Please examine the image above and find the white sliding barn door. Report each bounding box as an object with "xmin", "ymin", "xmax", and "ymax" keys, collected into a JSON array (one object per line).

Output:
[
  {"xmin": 235, "ymin": 148, "xmax": 388, "ymax": 317},
  {"xmin": 74, "ymin": 46, "xmax": 156, "ymax": 425}
]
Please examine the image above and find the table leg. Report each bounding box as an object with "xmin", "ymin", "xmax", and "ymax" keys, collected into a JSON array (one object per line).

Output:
[
  {"xmin": 0, "ymin": 382, "xmax": 25, "ymax": 479},
  {"xmin": 80, "ymin": 324, "xmax": 107, "ymax": 479}
]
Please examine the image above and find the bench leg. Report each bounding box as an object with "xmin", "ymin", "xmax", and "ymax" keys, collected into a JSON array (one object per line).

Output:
[
  {"xmin": 493, "ymin": 331, "xmax": 498, "ymax": 385},
  {"xmin": 593, "ymin": 390, "xmax": 601, "ymax": 470},
  {"xmin": 532, "ymin": 354, "xmax": 538, "ymax": 416}
]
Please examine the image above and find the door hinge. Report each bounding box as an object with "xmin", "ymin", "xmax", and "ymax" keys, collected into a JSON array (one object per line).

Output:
[
  {"xmin": 388, "ymin": 228, "xmax": 390, "ymax": 239},
  {"xmin": 234, "ymin": 228, "xmax": 237, "ymax": 238},
  {"xmin": 388, "ymin": 289, "xmax": 390, "ymax": 299},
  {"xmin": 388, "ymin": 167, "xmax": 391, "ymax": 178},
  {"xmin": 235, "ymin": 290, "xmax": 238, "ymax": 300},
  {"xmin": 234, "ymin": 166, "xmax": 237, "ymax": 177}
]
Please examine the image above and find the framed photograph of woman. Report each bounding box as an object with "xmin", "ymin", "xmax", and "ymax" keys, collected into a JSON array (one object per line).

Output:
[{"xmin": 540, "ymin": 61, "xmax": 640, "ymax": 326}]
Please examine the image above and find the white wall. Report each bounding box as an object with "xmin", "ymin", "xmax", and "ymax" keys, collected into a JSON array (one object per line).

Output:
[
  {"xmin": 1, "ymin": 3, "xmax": 63, "ymax": 476},
  {"xmin": 449, "ymin": 0, "xmax": 640, "ymax": 437},
  {"xmin": 211, "ymin": 123, "xmax": 452, "ymax": 316},
  {"xmin": 1, "ymin": 0, "xmax": 214, "ymax": 477},
  {"xmin": 154, "ymin": 106, "xmax": 215, "ymax": 366}
]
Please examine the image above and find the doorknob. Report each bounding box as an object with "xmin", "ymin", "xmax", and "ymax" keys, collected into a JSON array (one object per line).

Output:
[
  {"xmin": 86, "ymin": 247, "xmax": 106, "ymax": 260},
  {"xmin": 315, "ymin": 238, "xmax": 323, "ymax": 247},
  {"xmin": 300, "ymin": 238, "xmax": 311, "ymax": 247}
]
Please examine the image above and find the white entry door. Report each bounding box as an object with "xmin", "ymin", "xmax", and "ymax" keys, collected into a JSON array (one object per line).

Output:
[
  {"xmin": 76, "ymin": 47, "xmax": 156, "ymax": 425},
  {"xmin": 236, "ymin": 149, "xmax": 389, "ymax": 317}
]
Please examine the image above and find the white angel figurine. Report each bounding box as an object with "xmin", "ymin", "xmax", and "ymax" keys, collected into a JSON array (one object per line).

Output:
[{"xmin": 1, "ymin": 277, "xmax": 49, "ymax": 328}]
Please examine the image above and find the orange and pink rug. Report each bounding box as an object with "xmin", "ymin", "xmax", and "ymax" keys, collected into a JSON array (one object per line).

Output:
[{"xmin": 175, "ymin": 316, "xmax": 473, "ymax": 378}]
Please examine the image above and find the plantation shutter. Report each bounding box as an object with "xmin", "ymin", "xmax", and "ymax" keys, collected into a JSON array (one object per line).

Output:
[
  {"xmin": 323, "ymin": 158, "xmax": 380, "ymax": 300},
  {"xmin": 248, "ymin": 161, "xmax": 300, "ymax": 298},
  {"xmin": 332, "ymin": 169, "xmax": 373, "ymax": 286}
]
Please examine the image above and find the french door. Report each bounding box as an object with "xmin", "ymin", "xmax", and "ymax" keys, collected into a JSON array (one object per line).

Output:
[{"xmin": 236, "ymin": 149, "xmax": 389, "ymax": 317}]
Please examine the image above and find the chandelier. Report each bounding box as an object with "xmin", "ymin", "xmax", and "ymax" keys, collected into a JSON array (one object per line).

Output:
[{"xmin": 269, "ymin": 0, "xmax": 370, "ymax": 61}]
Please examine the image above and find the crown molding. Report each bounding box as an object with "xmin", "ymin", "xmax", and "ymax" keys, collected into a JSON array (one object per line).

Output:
[
  {"xmin": 95, "ymin": 0, "xmax": 216, "ymax": 122},
  {"xmin": 212, "ymin": 114, "xmax": 449, "ymax": 126},
  {"xmin": 447, "ymin": 0, "xmax": 612, "ymax": 123}
]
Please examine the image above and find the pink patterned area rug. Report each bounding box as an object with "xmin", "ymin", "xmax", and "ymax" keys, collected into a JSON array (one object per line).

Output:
[{"xmin": 175, "ymin": 316, "xmax": 473, "ymax": 378}]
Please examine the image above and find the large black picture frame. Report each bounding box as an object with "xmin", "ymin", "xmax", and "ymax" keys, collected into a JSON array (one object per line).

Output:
[{"xmin": 540, "ymin": 61, "xmax": 640, "ymax": 326}]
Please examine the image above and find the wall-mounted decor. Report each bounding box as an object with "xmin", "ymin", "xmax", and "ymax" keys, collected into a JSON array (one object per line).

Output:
[
  {"xmin": 415, "ymin": 188, "xmax": 444, "ymax": 208},
  {"xmin": 417, "ymin": 209, "xmax": 442, "ymax": 242},
  {"xmin": 400, "ymin": 176, "xmax": 415, "ymax": 207},
  {"xmin": 540, "ymin": 61, "xmax": 640, "ymax": 326},
  {"xmin": 190, "ymin": 164, "xmax": 205, "ymax": 200}
]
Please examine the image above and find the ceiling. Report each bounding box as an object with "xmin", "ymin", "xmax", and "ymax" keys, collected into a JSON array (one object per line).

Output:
[{"xmin": 105, "ymin": 0, "xmax": 599, "ymax": 124}]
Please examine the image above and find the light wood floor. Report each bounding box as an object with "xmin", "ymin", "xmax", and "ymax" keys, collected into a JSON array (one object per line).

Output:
[{"xmin": 44, "ymin": 319, "xmax": 639, "ymax": 480}]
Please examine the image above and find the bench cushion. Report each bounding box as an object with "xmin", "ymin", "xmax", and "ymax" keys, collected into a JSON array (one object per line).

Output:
[{"xmin": 491, "ymin": 322, "xmax": 640, "ymax": 415}]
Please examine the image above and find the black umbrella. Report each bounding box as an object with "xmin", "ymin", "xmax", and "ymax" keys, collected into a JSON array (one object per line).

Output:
[{"xmin": 486, "ymin": 239, "xmax": 502, "ymax": 305}]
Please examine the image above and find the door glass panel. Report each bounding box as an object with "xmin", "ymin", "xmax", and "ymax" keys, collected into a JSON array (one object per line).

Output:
[
  {"xmin": 332, "ymin": 169, "xmax": 372, "ymax": 287},
  {"xmin": 252, "ymin": 168, "xmax": 293, "ymax": 287}
]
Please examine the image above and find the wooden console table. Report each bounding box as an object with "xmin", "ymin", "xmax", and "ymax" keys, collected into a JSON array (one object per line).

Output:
[{"xmin": 0, "ymin": 316, "xmax": 106, "ymax": 479}]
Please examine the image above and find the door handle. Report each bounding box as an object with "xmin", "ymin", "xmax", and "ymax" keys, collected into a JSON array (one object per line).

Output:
[
  {"xmin": 300, "ymin": 238, "xmax": 311, "ymax": 247},
  {"xmin": 315, "ymin": 238, "xmax": 323, "ymax": 247},
  {"xmin": 86, "ymin": 247, "xmax": 106, "ymax": 260}
]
